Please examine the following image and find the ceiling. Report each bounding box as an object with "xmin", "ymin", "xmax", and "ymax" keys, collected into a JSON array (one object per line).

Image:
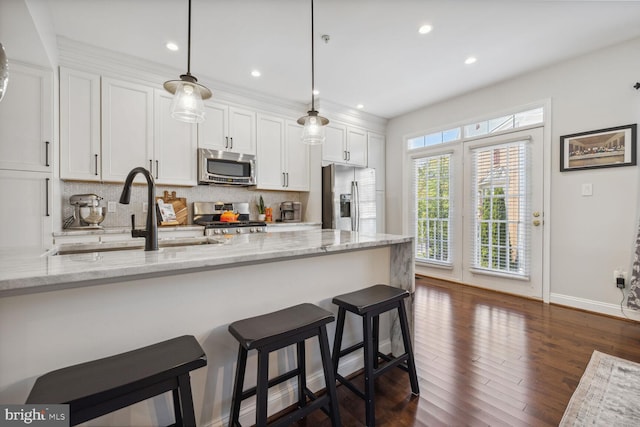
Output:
[{"xmin": 42, "ymin": 0, "xmax": 640, "ymax": 119}]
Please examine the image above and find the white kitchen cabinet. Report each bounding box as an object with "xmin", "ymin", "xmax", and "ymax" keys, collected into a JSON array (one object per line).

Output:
[
  {"xmin": 0, "ymin": 170, "xmax": 52, "ymax": 249},
  {"xmin": 199, "ymin": 101, "xmax": 256, "ymax": 155},
  {"xmin": 101, "ymin": 77, "xmax": 154, "ymax": 183},
  {"xmin": 153, "ymin": 90, "xmax": 197, "ymax": 186},
  {"xmin": 0, "ymin": 62, "xmax": 53, "ymax": 172},
  {"xmin": 322, "ymin": 122, "xmax": 367, "ymax": 167},
  {"xmin": 59, "ymin": 67, "xmax": 101, "ymax": 181},
  {"xmin": 367, "ymin": 131, "xmax": 386, "ymax": 191},
  {"xmin": 256, "ymin": 113, "xmax": 309, "ymax": 191}
]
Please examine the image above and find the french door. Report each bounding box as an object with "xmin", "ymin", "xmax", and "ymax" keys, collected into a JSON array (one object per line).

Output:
[{"xmin": 462, "ymin": 127, "xmax": 544, "ymax": 298}]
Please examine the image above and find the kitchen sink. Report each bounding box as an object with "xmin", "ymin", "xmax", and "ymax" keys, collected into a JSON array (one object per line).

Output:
[{"xmin": 54, "ymin": 236, "xmax": 224, "ymax": 255}]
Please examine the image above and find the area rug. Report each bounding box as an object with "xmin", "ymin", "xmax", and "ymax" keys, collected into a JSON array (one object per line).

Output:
[{"xmin": 560, "ymin": 350, "xmax": 640, "ymax": 426}]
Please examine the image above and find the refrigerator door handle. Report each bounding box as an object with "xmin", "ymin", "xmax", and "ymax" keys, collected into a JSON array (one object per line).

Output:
[{"xmin": 353, "ymin": 181, "xmax": 360, "ymax": 232}]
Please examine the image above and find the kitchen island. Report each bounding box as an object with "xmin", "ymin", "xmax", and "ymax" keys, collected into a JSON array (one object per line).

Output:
[{"xmin": 0, "ymin": 229, "xmax": 414, "ymax": 426}]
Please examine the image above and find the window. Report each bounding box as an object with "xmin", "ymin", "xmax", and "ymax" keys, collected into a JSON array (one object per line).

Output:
[
  {"xmin": 470, "ymin": 141, "xmax": 530, "ymax": 277},
  {"xmin": 407, "ymin": 107, "xmax": 543, "ymax": 150},
  {"xmin": 413, "ymin": 154, "xmax": 451, "ymax": 264}
]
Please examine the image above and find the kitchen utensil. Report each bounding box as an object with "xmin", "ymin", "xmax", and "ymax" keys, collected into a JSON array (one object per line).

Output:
[
  {"xmin": 68, "ymin": 194, "xmax": 106, "ymax": 228},
  {"xmin": 220, "ymin": 211, "xmax": 240, "ymax": 222}
]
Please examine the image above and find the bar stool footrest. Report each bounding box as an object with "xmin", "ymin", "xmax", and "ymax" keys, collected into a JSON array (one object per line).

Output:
[{"xmin": 239, "ymin": 367, "xmax": 300, "ymax": 401}]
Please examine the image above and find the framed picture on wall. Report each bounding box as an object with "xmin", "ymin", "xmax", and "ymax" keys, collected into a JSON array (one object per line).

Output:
[{"xmin": 560, "ymin": 124, "xmax": 637, "ymax": 171}]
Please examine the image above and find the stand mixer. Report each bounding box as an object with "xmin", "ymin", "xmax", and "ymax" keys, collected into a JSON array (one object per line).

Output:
[{"xmin": 64, "ymin": 194, "xmax": 107, "ymax": 229}]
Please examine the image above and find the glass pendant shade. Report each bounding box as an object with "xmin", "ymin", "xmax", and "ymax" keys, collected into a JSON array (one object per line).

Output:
[
  {"xmin": 168, "ymin": 80, "xmax": 205, "ymax": 123},
  {"xmin": 0, "ymin": 43, "xmax": 8, "ymax": 103},
  {"xmin": 298, "ymin": 111, "xmax": 329, "ymax": 145}
]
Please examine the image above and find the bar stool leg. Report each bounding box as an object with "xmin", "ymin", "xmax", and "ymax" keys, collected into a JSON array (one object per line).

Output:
[
  {"xmin": 172, "ymin": 388, "xmax": 183, "ymax": 427},
  {"xmin": 398, "ymin": 300, "xmax": 420, "ymax": 395},
  {"xmin": 256, "ymin": 349, "xmax": 270, "ymax": 427},
  {"xmin": 332, "ymin": 307, "xmax": 347, "ymax": 374},
  {"xmin": 229, "ymin": 345, "xmax": 248, "ymax": 427},
  {"xmin": 297, "ymin": 341, "xmax": 307, "ymax": 408},
  {"xmin": 177, "ymin": 373, "xmax": 197, "ymax": 427},
  {"xmin": 319, "ymin": 325, "xmax": 342, "ymax": 427},
  {"xmin": 372, "ymin": 315, "xmax": 380, "ymax": 369},
  {"xmin": 363, "ymin": 313, "xmax": 376, "ymax": 427}
]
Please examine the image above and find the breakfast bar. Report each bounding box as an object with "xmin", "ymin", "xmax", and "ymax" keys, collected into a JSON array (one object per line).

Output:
[{"xmin": 0, "ymin": 229, "xmax": 414, "ymax": 426}]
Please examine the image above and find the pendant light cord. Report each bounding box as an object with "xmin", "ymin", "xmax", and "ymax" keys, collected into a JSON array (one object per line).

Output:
[
  {"xmin": 187, "ymin": 0, "xmax": 192, "ymax": 75},
  {"xmin": 310, "ymin": 0, "xmax": 316, "ymax": 111}
]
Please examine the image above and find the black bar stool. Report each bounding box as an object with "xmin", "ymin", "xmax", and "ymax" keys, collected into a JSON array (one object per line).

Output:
[
  {"xmin": 26, "ymin": 335, "xmax": 207, "ymax": 427},
  {"xmin": 228, "ymin": 303, "xmax": 341, "ymax": 427},
  {"xmin": 332, "ymin": 284, "xmax": 419, "ymax": 427}
]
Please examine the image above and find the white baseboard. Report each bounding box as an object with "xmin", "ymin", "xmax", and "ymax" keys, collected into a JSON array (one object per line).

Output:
[
  {"xmin": 205, "ymin": 339, "xmax": 391, "ymax": 427},
  {"xmin": 550, "ymin": 292, "xmax": 640, "ymax": 321}
]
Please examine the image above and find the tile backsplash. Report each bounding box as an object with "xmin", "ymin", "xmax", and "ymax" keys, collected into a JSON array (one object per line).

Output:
[{"xmin": 61, "ymin": 182, "xmax": 305, "ymax": 228}]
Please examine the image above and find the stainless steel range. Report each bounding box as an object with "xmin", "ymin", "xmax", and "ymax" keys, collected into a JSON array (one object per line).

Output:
[{"xmin": 193, "ymin": 202, "xmax": 267, "ymax": 236}]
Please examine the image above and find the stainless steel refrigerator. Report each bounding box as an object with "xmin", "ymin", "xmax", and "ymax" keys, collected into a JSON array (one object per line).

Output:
[{"xmin": 322, "ymin": 164, "xmax": 377, "ymax": 233}]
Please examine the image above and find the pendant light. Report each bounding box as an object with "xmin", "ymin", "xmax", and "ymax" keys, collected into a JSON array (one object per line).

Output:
[
  {"xmin": 297, "ymin": 0, "xmax": 328, "ymax": 144},
  {"xmin": 163, "ymin": 0, "xmax": 211, "ymax": 123}
]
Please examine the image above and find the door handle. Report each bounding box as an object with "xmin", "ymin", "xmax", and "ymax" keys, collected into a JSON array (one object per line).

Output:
[
  {"xmin": 533, "ymin": 211, "xmax": 540, "ymax": 217},
  {"xmin": 94, "ymin": 154, "xmax": 99, "ymax": 176},
  {"xmin": 45, "ymin": 178, "xmax": 50, "ymax": 217},
  {"xmin": 533, "ymin": 219, "xmax": 541, "ymax": 226},
  {"xmin": 44, "ymin": 141, "xmax": 50, "ymax": 167}
]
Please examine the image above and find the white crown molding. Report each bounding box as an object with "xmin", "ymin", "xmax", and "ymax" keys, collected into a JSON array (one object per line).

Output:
[
  {"xmin": 317, "ymin": 99, "xmax": 388, "ymax": 134},
  {"xmin": 57, "ymin": 36, "xmax": 387, "ymax": 130}
]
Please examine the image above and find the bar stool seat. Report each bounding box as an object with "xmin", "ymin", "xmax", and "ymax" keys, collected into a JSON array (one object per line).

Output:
[
  {"xmin": 228, "ymin": 303, "xmax": 341, "ymax": 427},
  {"xmin": 27, "ymin": 335, "xmax": 207, "ymax": 427},
  {"xmin": 332, "ymin": 284, "xmax": 419, "ymax": 427}
]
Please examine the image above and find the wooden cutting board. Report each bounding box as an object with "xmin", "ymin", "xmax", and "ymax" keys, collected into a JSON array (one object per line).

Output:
[{"xmin": 156, "ymin": 191, "xmax": 188, "ymax": 226}]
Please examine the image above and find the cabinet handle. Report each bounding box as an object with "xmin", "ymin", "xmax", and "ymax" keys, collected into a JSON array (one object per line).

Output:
[
  {"xmin": 347, "ymin": 151, "xmax": 351, "ymax": 161},
  {"xmin": 225, "ymin": 136, "xmax": 229, "ymax": 149},
  {"xmin": 286, "ymin": 172, "xmax": 289, "ymax": 187},
  {"xmin": 230, "ymin": 137, "xmax": 233, "ymax": 149},
  {"xmin": 94, "ymin": 154, "xmax": 99, "ymax": 176},
  {"xmin": 149, "ymin": 159, "xmax": 153, "ymax": 172},
  {"xmin": 45, "ymin": 141, "xmax": 50, "ymax": 167},
  {"xmin": 45, "ymin": 178, "xmax": 50, "ymax": 217},
  {"xmin": 155, "ymin": 160, "xmax": 159, "ymax": 179},
  {"xmin": 282, "ymin": 172, "xmax": 286, "ymax": 187},
  {"xmin": 343, "ymin": 150, "xmax": 347, "ymax": 160}
]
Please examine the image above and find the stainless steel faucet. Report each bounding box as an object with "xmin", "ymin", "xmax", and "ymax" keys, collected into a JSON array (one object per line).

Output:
[{"xmin": 119, "ymin": 167, "xmax": 158, "ymax": 251}]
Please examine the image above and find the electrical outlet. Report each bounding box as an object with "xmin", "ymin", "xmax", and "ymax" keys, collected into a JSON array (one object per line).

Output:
[
  {"xmin": 614, "ymin": 269, "xmax": 627, "ymax": 288},
  {"xmin": 142, "ymin": 202, "xmax": 148, "ymax": 213},
  {"xmin": 107, "ymin": 201, "xmax": 117, "ymax": 213}
]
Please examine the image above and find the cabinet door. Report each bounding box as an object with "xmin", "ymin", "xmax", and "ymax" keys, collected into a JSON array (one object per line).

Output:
[
  {"xmin": 228, "ymin": 106, "xmax": 256, "ymax": 155},
  {"xmin": 0, "ymin": 170, "xmax": 52, "ymax": 249},
  {"xmin": 198, "ymin": 101, "xmax": 228, "ymax": 150},
  {"xmin": 347, "ymin": 127, "xmax": 367, "ymax": 167},
  {"xmin": 367, "ymin": 132, "xmax": 386, "ymax": 191},
  {"xmin": 101, "ymin": 77, "xmax": 154, "ymax": 183},
  {"xmin": 0, "ymin": 62, "xmax": 53, "ymax": 172},
  {"xmin": 256, "ymin": 114, "xmax": 285, "ymax": 190},
  {"xmin": 154, "ymin": 90, "xmax": 197, "ymax": 186},
  {"xmin": 322, "ymin": 123, "xmax": 347, "ymax": 164},
  {"xmin": 284, "ymin": 120, "xmax": 309, "ymax": 191},
  {"xmin": 59, "ymin": 68, "xmax": 101, "ymax": 181}
]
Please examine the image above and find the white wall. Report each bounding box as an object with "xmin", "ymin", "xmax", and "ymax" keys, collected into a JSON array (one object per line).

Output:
[{"xmin": 386, "ymin": 36, "xmax": 640, "ymax": 317}]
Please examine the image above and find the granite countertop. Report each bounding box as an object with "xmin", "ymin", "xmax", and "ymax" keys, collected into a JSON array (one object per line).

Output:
[
  {"xmin": 0, "ymin": 230, "xmax": 412, "ymax": 298},
  {"xmin": 53, "ymin": 225, "xmax": 205, "ymax": 237}
]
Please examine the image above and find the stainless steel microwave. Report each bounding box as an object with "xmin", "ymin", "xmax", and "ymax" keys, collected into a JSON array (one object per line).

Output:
[{"xmin": 198, "ymin": 148, "xmax": 256, "ymax": 186}]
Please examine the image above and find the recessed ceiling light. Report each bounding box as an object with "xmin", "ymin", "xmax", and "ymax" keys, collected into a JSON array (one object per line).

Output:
[
  {"xmin": 313, "ymin": 89, "xmax": 320, "ymax": 96},
  {"xmin": 418, "ymin": 24, "xmax": 433, "ymax": 35},
  {"xmin": 356, "ymin": 104, "xmax": 364, "ymax": 109},
  {"xmin": 251, "ymin": 70, "xmax": 261, "ymax": 77},
  {"xmin": 465, "ymin": 56, "xmax": 477, "ymax": 65},
  {"xmin": 166, "ymin": 42, "xmax": 179, "ymax": 51}
]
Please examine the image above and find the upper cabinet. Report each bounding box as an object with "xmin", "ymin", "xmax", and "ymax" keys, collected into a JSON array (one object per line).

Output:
[
  {"xmin": 60, "ymin": 68, "xmax": 101, "ymax": 181},
  {"xmin": 322, "ymin": 122, "xmax": 367, "ymax": 167},
  {"xmin": 60, "ymin": 68, "xmax": 197, "ymax": 185},
  {"xmin": 367, "ymin": 132, "xmax": 386, "ymax": 191},
  {"xmin": 199, "ymin": 101, "xmax": 256, "ymax": 155},
  {"xmin": 256, "ymin": 113, "xmax": 309, "ymax": 191},
  {"xmin": 0, "ymin": 62, "xmax": 53, "ymax": 172},
  {"xmin": 153, "ymin": 90, "xmax": 197, "ymax": 186},
  {"xmin": 101, "ymin": 77, "xmax": 154, "ymax": 183}
]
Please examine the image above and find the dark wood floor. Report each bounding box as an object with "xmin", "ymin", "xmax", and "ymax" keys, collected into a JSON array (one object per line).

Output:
[{"xmin": 291, "ymin": 276, "xmax": 640, "ymax": 426}]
